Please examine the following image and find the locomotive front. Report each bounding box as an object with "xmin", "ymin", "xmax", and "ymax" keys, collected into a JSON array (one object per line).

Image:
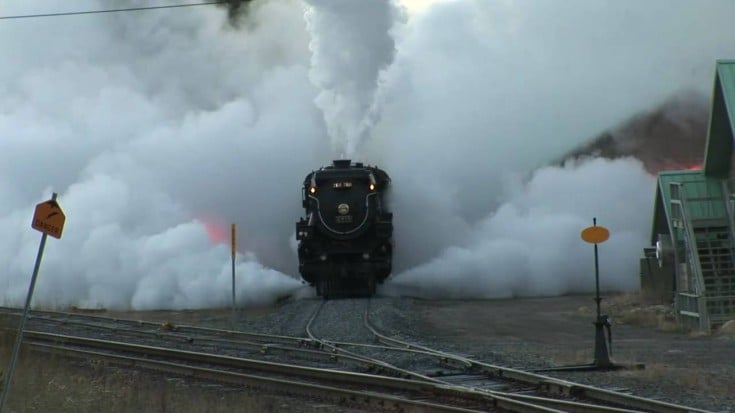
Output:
[{"xmin": 296, "ymin": 159, "xmax": 393, "ymax": 298}]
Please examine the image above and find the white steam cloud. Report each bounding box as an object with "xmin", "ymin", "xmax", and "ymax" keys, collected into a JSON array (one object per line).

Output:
[
  {"xmin": 2, "ymin": 0, "xmax": 735, "ymax": 309},
  {"xmin": 0, "ymin": 0, "xmax": 317, "ymax": 309},
  {"xmin": 384, "ymin": 158, "xmax": 655, "ymax": 298},
  {"xmin": 370, "ymin": 0, "xmax": 735, "ymax": 297},
  {"xmin": 304, "ymin": 0, "xmax": 402, "ymax": 156}
]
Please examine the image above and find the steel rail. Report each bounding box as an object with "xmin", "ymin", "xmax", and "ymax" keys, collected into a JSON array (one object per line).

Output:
[
  {"xmin": 7, "ymin": 308, "xmax": 602, "ymax": 413},
  {"xmin": 19, "ymin": 307, "xmax": 472, "ymax": 362},
  {"xmin": 493, "ymin": 393, "xmax": 644, "ymax": 413},
  {"xmin": 358, "ymin": 302, "xmax": 656, "ymax": 413},
  {"xmin": 23, "ymin": 330, "xmax": 565, "ymax": 413},
  {"xmin": 3, "ymin": 307, "xmax": 467, "ymax": 375},
  {"xmin": 2, "ymin": 305, "xmax": 491, "ymax": 388},
  {"xmin": 3, "ymin": 307, "xmax": 363, "ymax": 367},
  {"xmin": 3, "ymin": 306, "xmax": 476, "ymax": 365},
  {"xmin": 303, "ymin": 302, "xmax": 579, "ymax": 413},
  {"xmin": 26, "ymin": 341, "xmax": 482, "ymax": 413},
  {"xmin": 305, "ymin": 300, "xmax": 446, "ymax": 383},
  {"xmin": 0, "ymin": 307, "xmax": 312, "ymax": 347},
  {"xmin": 0, "ymin": 325, "xmax": 351, "ymax": 374},
  {"xmin": 23, "ymin": 330, "xmax": 428, "ymax": 392},
  {"xmin": 305, "ymin": 301, "xmax": 638, "ymax": 412},
  {"xmin": 2, "ymin": 305, "xmax": 714, "ymax": 412},
  {"xmin": 362, "ymin": 300, "xmax": 713, "ymax": 413}
]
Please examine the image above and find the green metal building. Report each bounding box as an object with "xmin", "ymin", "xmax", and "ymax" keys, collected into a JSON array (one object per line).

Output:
[{"xmin": 642, "ymin": 60, "xmax": 735, "ymax": 331}]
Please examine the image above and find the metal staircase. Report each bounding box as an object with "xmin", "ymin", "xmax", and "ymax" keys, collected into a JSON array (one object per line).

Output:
[{"xmin": 669, "ymin": 179, "xmax": 735, "ymax": 330}]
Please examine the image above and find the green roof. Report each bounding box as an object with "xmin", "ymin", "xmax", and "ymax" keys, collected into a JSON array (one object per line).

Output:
[
  {"xmin": 650, "ymin": 60, "xmax": 735, "ymax": 243},
  {"xmin": 703, "ymin": 60, "xmax": 735, "ymax": 178}
]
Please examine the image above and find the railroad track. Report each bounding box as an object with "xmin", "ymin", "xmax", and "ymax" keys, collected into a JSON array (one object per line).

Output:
[
  {"xmin": 0, "ymin": 306, "xmax": 362, "ymax": 371},
  {"xmin": 0, "ymin": 304, "xmax": 716, "ymax": 412},
  {"xmin": 23, "ymin": 330, "xmax": 496, "ymax": 412},
  {"xmin": 1, "ymin": 307, "xmax": 560, "ymax": 412},
  {"xmin": 2, "ymin": 320, "xmax": 557, "ymax": 411},
  {"xmin": 304, "ymin": 299, "xmax": 713, "ymax": 413}
]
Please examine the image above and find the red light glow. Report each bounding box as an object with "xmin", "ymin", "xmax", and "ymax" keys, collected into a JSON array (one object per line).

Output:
[{"xmin": 196, "ymin": 216, "xmax": 229, "ymax": 245}]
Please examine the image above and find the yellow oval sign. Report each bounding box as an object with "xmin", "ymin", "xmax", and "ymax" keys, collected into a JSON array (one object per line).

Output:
[{"xmin": 581, "ymin": 226, "xmax": 610, "ymax": 244}]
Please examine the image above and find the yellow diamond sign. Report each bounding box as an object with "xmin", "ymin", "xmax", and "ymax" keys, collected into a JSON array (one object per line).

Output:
[{"xmin": 32, "ymin": 198, "xmax": 65, "ymax": 239}]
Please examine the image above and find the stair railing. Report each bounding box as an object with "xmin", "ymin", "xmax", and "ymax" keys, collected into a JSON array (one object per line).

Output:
[
  {"xmin": 721, "ymin": 180, "xmax": 735, "ymax": 257},
  {"xmin": 670, "ymin": 182, "xmax": 709, "ymax": 329}
]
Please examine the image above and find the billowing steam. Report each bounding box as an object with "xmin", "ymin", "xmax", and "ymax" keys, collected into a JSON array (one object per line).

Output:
[
  {"xmin": 364, "ymin": 0, "xmax": 735, "ymax": 297},
  {"xmin": 0, "ymin": 0, "xmax": 317, "ymax": 309},
  {"xmin": 383, "ymin": 157, "xmax": 655, "ymax": 298},
  {"xmin": 304, "ymin": 0, "xmax": 402, "ymax": 156},
  {"xmin": 2, "ymin": 0, "xmax": 735, "ymax": 309}
]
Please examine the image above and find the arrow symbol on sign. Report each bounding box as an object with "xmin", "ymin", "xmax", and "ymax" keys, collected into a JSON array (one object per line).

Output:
[{"xmin": 46, "ymin": 212, "xmax": 59, "ymax": 219}]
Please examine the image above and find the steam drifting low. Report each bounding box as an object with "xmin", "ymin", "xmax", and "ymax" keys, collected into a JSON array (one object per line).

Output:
[{"xmin": 1, "ymin": 0, "xmax": 735, "ymax": 309}]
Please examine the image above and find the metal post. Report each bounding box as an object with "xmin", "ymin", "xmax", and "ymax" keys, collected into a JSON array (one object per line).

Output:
[
  {"xmin": 591, "ymin": 217, "xmax": 612, "ymax": 368},
  {"xmin": 231, "ymin": 223, "xmax": 236, "ymax": 328},
  {"xmin": 0, "ymin": 193, "xmax": 56, "ymax": 412},
  {"xmin": 594, "ymin": 218, "xmax": 601, "ymax": 320},
  {"xmin": 231, "ymin": 250, "xmax": 236, "ymax": 322}
]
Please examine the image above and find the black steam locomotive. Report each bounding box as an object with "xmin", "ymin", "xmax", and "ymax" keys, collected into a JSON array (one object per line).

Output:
[{"xmin": 296, "ymin": 159, "xmax": 393, "ymax": 298}]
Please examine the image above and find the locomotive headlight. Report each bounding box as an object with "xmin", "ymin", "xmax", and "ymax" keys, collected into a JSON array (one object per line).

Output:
[
  {"xmin": 320, "ymin": 254, "xmax": 327, "ymax": 261},
  {"xmin": 362, "ymin": 252, "xmax": 370, "ymax": 260},
  {"xmin": 309, "ymin": 186, "xmax": 317, "ymax": 194},
  {"xmin": 337, "ymin": 203, "xmax": 349, "ymax": 215},
  {"xmin": 369, "ymin": 183, "xmax": 375, "ymax": 191}
]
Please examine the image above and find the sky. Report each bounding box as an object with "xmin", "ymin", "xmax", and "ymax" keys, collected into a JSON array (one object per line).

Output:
[{"xmin": 1, "ymin": 0, "xmax": 734, "ymax": 309}]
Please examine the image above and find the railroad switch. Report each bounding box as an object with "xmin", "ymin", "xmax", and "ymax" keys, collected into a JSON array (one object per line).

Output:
[
  {"xmin": 536, "ymin": 302, "xmax": 644, "ymax": 373},
  {"xmin": 538, "ymin": 219, "xmax": 645, "ymax": 372},
  {"xmin": 593, "ymin": 313, "xmax": 613, "ymax": 368}
]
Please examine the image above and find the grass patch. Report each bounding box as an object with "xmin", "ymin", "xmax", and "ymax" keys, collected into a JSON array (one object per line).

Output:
[
  {"xmin": 577, "ymin": 292, "xmax": 688, "ymax": 333},
  {"xmin": 618, "ymin": 363, "xmax": 735, "ymax": 396},
  {"xmin": 548, "ymin": 353, "xmax": 735, "ymax": 400}
]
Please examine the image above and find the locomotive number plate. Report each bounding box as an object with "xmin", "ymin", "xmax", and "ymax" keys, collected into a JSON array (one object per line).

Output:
[{"xmin": 335, "ymin": 215, "xmax": 353, "ymax": 224}]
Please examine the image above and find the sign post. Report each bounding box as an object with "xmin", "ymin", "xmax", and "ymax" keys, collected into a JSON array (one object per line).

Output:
[
  {"xmin": 539, "ymin": 219, "xmax": 642, "ymax": 373},
  {"xmin": 231, "ymin": 223, "xmax": 236, "ymax": 327},
  {"xmin": 580, "ymin": 217, "xmax": 613, "ymax": 369},
  {"xmin": 0, "ymin": 193, "xmax": 65, "ymax": 412}
]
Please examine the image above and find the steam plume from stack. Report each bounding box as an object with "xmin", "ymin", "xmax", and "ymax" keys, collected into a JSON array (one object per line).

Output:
[{"xmin": 304, "ymin": 0, "xmax": 402, "ymax": 156}]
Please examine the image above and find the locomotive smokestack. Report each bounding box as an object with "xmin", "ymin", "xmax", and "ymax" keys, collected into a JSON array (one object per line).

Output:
[{"xmin": 333, "ymin": 159, "xmax": 352, "ymax": 168}]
